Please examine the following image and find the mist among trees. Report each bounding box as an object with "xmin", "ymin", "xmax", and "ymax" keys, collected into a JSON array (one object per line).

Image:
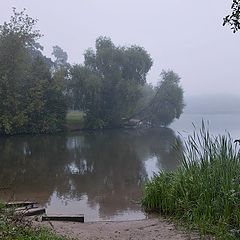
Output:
[
  {"xmin": 0, "ymin": 9, "xmax": 67, "ymax": 134},
  {"xmin": 0, "ymin": 9, "xmax": 184, "ymax": 135}
]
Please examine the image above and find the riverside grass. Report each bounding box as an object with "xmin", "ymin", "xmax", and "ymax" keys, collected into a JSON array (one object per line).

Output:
[{"xmin": 142, "ymin": 126, "xmax": 240, "ymax": 239}]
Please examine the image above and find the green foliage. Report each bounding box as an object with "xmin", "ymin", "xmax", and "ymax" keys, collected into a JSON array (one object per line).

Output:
[
  {"xmin": 0, "ymin": 9, "xmax": 67, "ymax": 135},
  {"xmin": 0, "ymin": 206, "xmax": 67, "ymax": 240},
  {"xmin": 144, "ymin": 70, "xmax": 184, "ymax": 126},
  {"xmin": 0, "ymin": 8, "xmax": 42, "ymax": 47},
  {"xmin": 69, "ymin": 64, "xmax": 102, "ymax": 111},
  {"xmin": 67, "ymin": 111, "xmax": 85, "ymax": 122},
  {"xmin": 51, "ymin": 45, "xmax": 70, "ymax": 105},
  {"xmin": 142, "ymin": 127, "xmax": 240, "ymax": 239},
  {"xmin": 70, "ymin": 36, "xmax": 153, "ymax": 128},
  {"xmin": 69, "ymin": 44, "xmax": 184, "ymax": 129},
  {"xmin": 0, "ymin": 202, "xmax": 4, "ymax": 211},
  {"xmin": 0, "ymin": 225, "xmax": 66, "ymax": 240},
  {"xmin": 52, "ymin": 45, "xmax": 68, "ymax": 67},
  {"xmin": 137, "ymin": 84, "xmax": 155, "ymax": 109},
  {"xmin": 0, "ymin": 9, "xmax": 185, "ymax": 132},
  {"xmin": 224, "ymin": 0, "xmax": 240, "ymax": 33}
]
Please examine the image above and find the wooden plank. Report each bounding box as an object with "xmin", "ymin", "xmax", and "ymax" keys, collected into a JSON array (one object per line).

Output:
[
  {"xmin": 6, "ymin": 201, "xmax": 38, "ymax": 208},
  {"xmin": 42, "ymin": 214, "xmax": 84, "ymax": 223},
  {"xmin": 15, "ymin": 206, "xmax": 39, "ymax": 212},
  {"xmin": 17, "ymin": 208, "xmax": 46, "ymax": 216}
]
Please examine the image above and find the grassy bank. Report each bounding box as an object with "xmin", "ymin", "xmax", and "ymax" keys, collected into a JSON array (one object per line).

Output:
[
  {"xmin": 142, "ymin": 127, "xmax": 240, "ymax": 239},
  {"xmin": 66, "ymin": 111, "xmax": 85, "ymax": 131},
  {"xmin": 0, "ymin": 203, "xmax": 67, "ymax": 240}
]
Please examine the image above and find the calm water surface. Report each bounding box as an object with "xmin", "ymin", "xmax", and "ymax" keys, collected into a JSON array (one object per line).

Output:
[
  {"xmin": 0, "ymin": 113, "xmax": 239, "ymax": 221},
  {"xmin": 171, "ymin": 113, "xmax": 240, "ymax": 139}
]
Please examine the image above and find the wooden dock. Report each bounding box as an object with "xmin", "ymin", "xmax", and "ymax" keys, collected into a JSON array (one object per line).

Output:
[{"xmin": 5, "ymin": 201, "xmax": 84, "ymax": 222}]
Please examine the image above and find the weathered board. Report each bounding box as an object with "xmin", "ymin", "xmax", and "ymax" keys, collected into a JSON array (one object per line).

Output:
[
  {"xmin": 15, "ymin": 206, "xmax": 38, "ymax": 212},
  {"xmin": 19, "ymin": 208, "xmax": 46, "ymax": 216},
  {"xmin": 6, "ymin": 201, "xmax": 38, "ymax": 208},
  {"xmin": 42, "ymin": 214, "xmax": 84, "ymax": 223}
]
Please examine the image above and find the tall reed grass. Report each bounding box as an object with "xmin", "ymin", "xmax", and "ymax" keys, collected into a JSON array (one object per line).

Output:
[{"xmin": 142, "ymin": 125, "xmax": 240, "ymax": 239}]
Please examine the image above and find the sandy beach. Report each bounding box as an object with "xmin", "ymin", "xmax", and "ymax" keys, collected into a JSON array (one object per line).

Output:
[{"xmin": 42, "ymin": 218, "xmax": 201, "ymax": 240}]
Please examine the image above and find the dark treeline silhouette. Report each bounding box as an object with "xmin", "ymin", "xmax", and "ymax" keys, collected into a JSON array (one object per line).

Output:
[{"xmin": 0, "ymin": 9, "xmax": 184, "ymax": 134}]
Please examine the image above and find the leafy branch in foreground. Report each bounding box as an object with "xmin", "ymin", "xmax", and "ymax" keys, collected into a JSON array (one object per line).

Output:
[{"xmin": 223, "ymin": 0, "xmax": 240, "ymax": 33}]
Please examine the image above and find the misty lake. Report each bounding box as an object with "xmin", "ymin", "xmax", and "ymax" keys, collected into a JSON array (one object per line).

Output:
[{"xmin": 0, "ymin": 113, "xmax": 240, "ymax": 222}]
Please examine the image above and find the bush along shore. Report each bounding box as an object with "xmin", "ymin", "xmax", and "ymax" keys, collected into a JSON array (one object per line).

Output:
[
  {"xmin": 0, "ymin": 203, "xmax": 67, "ymax": 240},
  {"xmin": 142, "ymin": 126, "xmax": 240, "ymax": 239}
]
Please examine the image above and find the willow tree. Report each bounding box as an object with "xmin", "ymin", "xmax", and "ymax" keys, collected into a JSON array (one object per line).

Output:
[
  {"xmin": 138, "ymin": 70, "xmax": 184, "ymax": 127},
  {"xmin": 70, "ymin": 36, "xmax": 153, "ymax": 128}
]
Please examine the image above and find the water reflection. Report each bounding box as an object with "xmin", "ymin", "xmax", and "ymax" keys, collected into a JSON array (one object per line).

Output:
[{"xmin": 0, "ymin": 128, "xmax": 182, "ymax": 221}]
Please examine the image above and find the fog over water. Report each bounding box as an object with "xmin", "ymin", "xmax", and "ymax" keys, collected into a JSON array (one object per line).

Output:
[
  {"xmin": 1, "ymin": 0, "xmax": 240, "ymax": 96},
  {"xmin": 2, "ymin": 0, "xmax": 240, "ymax": 225}
]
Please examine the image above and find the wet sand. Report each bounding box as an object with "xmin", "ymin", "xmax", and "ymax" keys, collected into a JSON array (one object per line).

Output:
[{"xmin": 43, "ymin": 218, "xmax": 200, "ymax": 240}]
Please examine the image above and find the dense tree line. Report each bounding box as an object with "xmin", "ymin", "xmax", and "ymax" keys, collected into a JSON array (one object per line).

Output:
[
  {"xmin": 68, "ymin": 38, "xmax": 184, "ymax": 128},
  {"xmin": 69, "ymin": 37, "xmax": 153, "ymax": 128},
  {"xmin": 0, "ymin": 9, "xmax": 185, "ymax": 134}
]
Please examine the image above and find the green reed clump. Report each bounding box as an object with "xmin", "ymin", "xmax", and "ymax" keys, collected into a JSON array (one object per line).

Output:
[{"xmin": 142, "ymin": 126, "xmax": 240, "ymax": 239}]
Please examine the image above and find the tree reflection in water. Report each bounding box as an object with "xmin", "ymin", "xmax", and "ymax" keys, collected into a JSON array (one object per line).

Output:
[{"xmin": 0, "ymin": 128, "xmax": 183, "ymax": 221}]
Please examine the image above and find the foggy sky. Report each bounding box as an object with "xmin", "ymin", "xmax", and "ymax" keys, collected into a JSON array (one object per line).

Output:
[{"xmin": 1, "ymin": 0, "xmax": 240, "ymax": 96}]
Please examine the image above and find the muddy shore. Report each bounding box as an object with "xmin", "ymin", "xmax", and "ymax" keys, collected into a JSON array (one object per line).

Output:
[{"xmin": 42, "ymin": 218, "xmax": 201, "ymax": 240}]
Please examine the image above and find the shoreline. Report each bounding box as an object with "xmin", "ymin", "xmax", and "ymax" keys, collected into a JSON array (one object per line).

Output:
[{"xmin": 40, "ymin": 217, "xmax": 200, "ymax": 240}]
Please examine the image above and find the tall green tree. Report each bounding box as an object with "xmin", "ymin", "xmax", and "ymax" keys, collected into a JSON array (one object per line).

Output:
[
  {"xmin": 0, "ymin": 9, "xmax": 67, "ymax": 134},
  {"xmin": 0, "ymin": 8, "xmax": 41, "ymax": 134},
  {"xmin": 79, "ymin": 36, "xmax": 153, "ymax": 128},
  {"xmin": 143, "ymin": 70, "xmax": 184, "ymax": 126},
  {"xmin": 69, "ymin": 38, "xmax": 184, "ymax": 129},
  {"xmin": 69, "ymin": 64, "xmax": 104, "ymax": 128},
  {"xmin": 25, "ymin": 56, "xmax": 67, "ymax": 133},
  {"xmin": 51, "ymin": 45, "xmax": 71, "ymax": 108}
]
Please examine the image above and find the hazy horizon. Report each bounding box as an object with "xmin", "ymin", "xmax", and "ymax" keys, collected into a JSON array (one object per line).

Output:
[
  {"xmin": 1, "ymin": 0, "xmax": 240, "ymax": 96},
  {"xmin": 184, "ymin": 94, "xmax": 240, "ymax": 114}
]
